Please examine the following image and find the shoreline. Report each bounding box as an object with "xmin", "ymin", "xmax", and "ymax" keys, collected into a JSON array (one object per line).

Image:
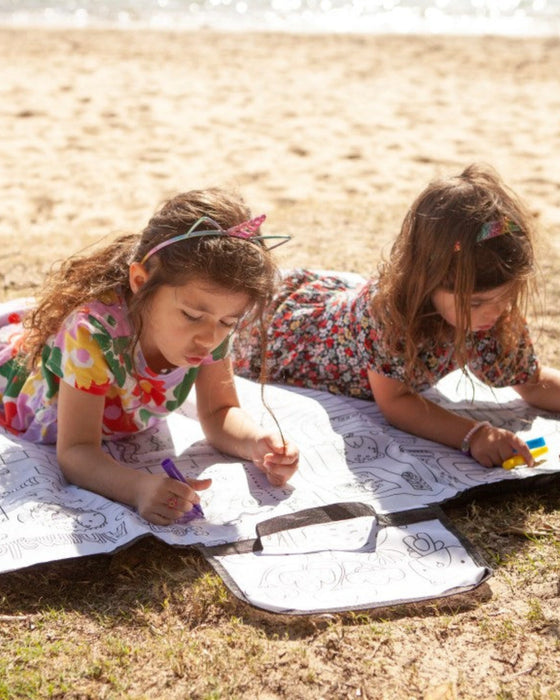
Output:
[{"xmin": 2, "ymin": 20, "xmax": 560, "ymax": 37}]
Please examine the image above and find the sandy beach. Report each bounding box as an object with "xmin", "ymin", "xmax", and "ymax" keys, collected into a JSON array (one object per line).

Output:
[{"xmin": 2, "ymin": 29, "xmax": 560, "ymax": 313}]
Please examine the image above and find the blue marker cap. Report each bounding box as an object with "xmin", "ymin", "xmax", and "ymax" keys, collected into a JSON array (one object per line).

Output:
[{"xmin": 526, "ymin": 437, "xmax": 546, "ymax": 450}]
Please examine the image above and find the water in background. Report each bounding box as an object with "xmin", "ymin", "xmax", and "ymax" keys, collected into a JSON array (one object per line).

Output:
[{"xmin": 1, "ymin": 0, "xmax": 559, "ymax": 35}]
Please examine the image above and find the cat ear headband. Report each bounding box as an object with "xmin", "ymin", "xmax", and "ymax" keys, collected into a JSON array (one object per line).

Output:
[
  {"xmin": 140, "ymin": 214, "xmax": 291, "ymax": 265},
  {"xmin": 454, "ymin": 217, "xmax": 521, "ymax": 252}
]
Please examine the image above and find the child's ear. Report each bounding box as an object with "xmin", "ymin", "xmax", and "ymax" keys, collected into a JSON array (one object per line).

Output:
[{"xmin": 129, "ymin": 262, "xmax": 149, "ymax": 293}]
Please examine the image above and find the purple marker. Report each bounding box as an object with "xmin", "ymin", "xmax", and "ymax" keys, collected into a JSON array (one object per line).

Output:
[{"xmin": 161, "ymin": 457, "xmax": 205, "ymax": 519}]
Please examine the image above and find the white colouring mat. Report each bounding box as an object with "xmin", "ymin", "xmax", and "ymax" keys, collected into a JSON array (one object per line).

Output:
[{"xmin": 1, "ymin": 372, "xmax": 559, "ymax": 613}]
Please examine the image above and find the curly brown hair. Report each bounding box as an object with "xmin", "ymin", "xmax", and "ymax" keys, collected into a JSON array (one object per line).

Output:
[
  {"xmin": 370, "ymin": 163, "xmax": 537, "ymax": 382},
  {"xmin": 23, "ymin": 188, "xmax": 279, "ymax": 368}
]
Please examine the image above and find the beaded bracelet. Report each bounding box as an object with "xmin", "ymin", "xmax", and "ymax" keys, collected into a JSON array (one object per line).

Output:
[{"xmin": 460, "ymin": 421, "xmax": 491, "ymax": 455}]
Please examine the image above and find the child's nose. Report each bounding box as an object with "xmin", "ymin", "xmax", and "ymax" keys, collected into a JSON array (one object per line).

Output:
[{"xmin": 194, "ymin": 322, "xmax": 220, "ymax": 349}]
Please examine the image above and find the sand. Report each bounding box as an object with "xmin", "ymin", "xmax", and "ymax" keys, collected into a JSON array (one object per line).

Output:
[{"xmin": 1, "ymin": 27, "xmax": 560, "ymax": 331}]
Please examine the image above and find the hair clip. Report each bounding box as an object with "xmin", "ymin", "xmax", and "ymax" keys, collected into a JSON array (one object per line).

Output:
[
  {"xmin": 140, "ymin": 214, "xmax": 291, "ymax": 264},
  {"xmin": 477, "ymin": 218, "xmax": 520, "ymax": 242},
  {"xmin": 454, "ymin": 217, "xmax": 520, "ymax": 252}
]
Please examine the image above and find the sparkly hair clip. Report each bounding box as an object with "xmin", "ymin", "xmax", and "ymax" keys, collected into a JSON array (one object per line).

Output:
[
  {"xmin": 140, "ymin": 214, "xmax": 291, "ymax": 264},
  {"xmin": 454, "ymin": 217, "xmax": 520, "ymax": 252},
  {"xmin": 478, "ymin": 218, "xmax": 520, "ymax": 242},
  {"xmin": 226, "ymin": 214, "xmax": 267, "ymax": 239}
]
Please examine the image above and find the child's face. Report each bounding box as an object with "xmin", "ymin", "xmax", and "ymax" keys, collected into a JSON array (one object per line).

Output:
[
  {"xmin": 132, "ymin": 273, "xmax": 250, "ymax": 372},
  {"xmin": 431, "ymin": 283, "xmax": 513, "ymax": 332}
]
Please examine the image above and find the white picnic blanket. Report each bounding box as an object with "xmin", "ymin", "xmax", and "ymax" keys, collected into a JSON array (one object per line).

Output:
[{"xmin": 1, "ymin": 372, "xmax": 559, "ymax": 613}]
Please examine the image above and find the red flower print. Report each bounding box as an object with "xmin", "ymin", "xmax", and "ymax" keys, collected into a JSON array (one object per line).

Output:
[
  {"xmin": 133, "ymin": 374, "xmax": 167, "ymax": 406},
  {"xmin": 103, "ymin": 395, "xmax": 139, "ymax": 434}
]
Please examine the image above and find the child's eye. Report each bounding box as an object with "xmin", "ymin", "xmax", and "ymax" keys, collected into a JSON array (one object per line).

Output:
[
  {"xmin": 182, "ymin": 311, "xmax": 201, "ymax": 322},
  {"xmin": 221, "ymin": 320, "xmax": 238, "ymax": 329}
]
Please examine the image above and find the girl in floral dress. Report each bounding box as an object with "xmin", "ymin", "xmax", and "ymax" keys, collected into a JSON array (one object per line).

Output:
[
  {"xmin": 0, "ymin": 188, "xmax": 298, "ymax": 525},
  {"xmin": 233, "ymin": 163, "xmax": 560, "ymax": 469}
]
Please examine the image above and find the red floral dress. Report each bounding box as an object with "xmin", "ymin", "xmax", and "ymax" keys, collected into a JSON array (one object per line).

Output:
[{"xmin": 232, "ymin": 269, "xmax": 538, "ymax": 400}]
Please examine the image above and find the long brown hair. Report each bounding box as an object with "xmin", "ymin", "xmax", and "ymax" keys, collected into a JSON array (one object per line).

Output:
[
  {"xmin": 24, "ymin": 188, "xmax": 278, "ymax": 368},
  {"xmin": 371, "ymin": 163, "xmax": 537, "ymax": 380}
]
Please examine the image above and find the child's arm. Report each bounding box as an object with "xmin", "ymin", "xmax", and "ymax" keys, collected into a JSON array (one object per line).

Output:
[
  {"xmin": 56, "ymin": 381, "xmax": 210, "ymax": 525},
  {"xmin": 368, "ymin": 369, "xmax": 534, "ymax": 468},
  {"xmin": 195, "ymin": 358, "xmax": 299, "ymax": 486},
  {"xmin": 513, "ymin": 365, "xmax": 560, "ymax": 411}
]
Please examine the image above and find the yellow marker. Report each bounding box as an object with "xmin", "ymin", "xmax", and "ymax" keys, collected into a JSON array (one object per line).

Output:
[{"xmin": 502, "ymin": 445, "xmax": 548, "ymax": 470}]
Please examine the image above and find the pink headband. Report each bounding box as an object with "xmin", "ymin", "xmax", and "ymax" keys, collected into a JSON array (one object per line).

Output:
[{"xmin": 140, "ymin": 214, "xmax": 290, "ymax": 264}]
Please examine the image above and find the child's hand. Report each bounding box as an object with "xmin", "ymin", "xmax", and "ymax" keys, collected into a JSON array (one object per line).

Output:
[
  {"xmin": 251, "ymin": 434, "xmax": 299, "ymax": 486},
  {"xmin": 468, "ymin": 424, "xmax": 535, "ymax": 469},
  {"xmin": 135, "ymin": 473, "xmax": 212, "ymax": 525}
]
